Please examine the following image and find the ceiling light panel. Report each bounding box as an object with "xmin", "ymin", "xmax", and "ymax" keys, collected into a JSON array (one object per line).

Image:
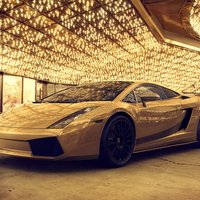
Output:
[
  {"xmin": 82, "ymin": 7, "xmax": 108, "ymax": 23},
  {"xmin": 0, "ymin": 44, "xmax": 6, "ymax": 53},
  {"xmin": 97, "ymin": 0, "xmax": 116, "ymax": 5},
  {"xmin": 114, "ymin": 8, "xmax": 138, "ymax": 23},
  {"xmin": 0, "ymin": 0, "xmax": 23, "ymax": 12},
  {"xmin": 58, "ymin": 0, "xmax": 75, "ymax": 5},
  {"xmin": 6, "ymin": 4, "xmax": 39, "ymax": 22},
  {"xmin": 0, "ymin": 14, "xmax": 19, "ymax": 30},
  {"xmin": 104, "ymin": 0, "xmax": 132, "ymax": 15},
  {"xmin": 67, "ymin": 0, "xmax": 99, "ymax": 13},
  {"xmin": 6, "ymin": 23, "xmax": 48, "ymax": 42},
  {"xmin": 27, "ymin": 0, "xmax": 62, "ymax": 13},
  {"xmin": 1, "ymin": 31, "xmax": 16, "ymax": 44},
  {"xmin": 73, "ymin": 24, "xmax": 96, "ymax": 38},
  {"xmin": 61, "ymin": 15, "xmax": 87, "ymax": 30},
  {"xmin": 1, "ymin": 0, "xmax": 200, "ymax": 92},
  {"xmin": 25, "ymin": 15, "xmax": 55, "ymax": 29},
  {"xmin": 92, "ymin": 36, "xmax": 112, "ymax": 47},
  {"xmin": 84, "ymin": 30, "xmax": 105, "ymax": 42},
  {"xmin": 46, "ymin": 6, "xmax": 75, "ymax": 22}
]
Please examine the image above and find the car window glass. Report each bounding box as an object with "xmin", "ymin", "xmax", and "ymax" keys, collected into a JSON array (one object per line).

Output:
[
  {"xmin": 162, "ymin": 87, "xmax": 179, "ymax": 98},
  {"xmin": 123, "ymin": 90, "xmax": 137, "ymax": 104},
  {"xmin": 134, "ymin": 85, "xmax": 167, "ymax": 103},
  {"xmin": 42, "ymin": 81, "xmax": 133, "ymax": 102}
]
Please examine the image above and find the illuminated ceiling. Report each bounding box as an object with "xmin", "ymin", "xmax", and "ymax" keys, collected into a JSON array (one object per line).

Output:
[{"xmin": 1, "ymin": 0, "xmax": 200, "ymax": 92}]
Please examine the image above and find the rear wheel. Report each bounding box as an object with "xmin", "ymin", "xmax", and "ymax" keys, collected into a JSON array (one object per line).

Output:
[{"xmin": 99, "ymin": 115, "xmax": 135, "ymax": 167}]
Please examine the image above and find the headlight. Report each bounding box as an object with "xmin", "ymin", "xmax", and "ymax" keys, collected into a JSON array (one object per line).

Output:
[{"xmin": 47, "ymin": 106, "xmax": 98, "ymax": 129}]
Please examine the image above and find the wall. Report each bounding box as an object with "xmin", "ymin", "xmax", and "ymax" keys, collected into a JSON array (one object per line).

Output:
[{"xmin": 0, "ymin": 73, "xmax": 72, "ymax": 112}]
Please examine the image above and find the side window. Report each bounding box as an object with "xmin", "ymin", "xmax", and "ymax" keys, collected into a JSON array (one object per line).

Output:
[
  {"xmin": 134, "ymin": 86, "xmax": 149, "ymax": 103},
  {"xmin": 123, "ymin": 90, "xmax": 137, "ymax": 104},
  {"xmin": 162, "ymin": 87, "xmax": 179, "ymax": 98},
  {"xmin": 134, "ymin": 85, "xmax": 167, "ymax": 103}
]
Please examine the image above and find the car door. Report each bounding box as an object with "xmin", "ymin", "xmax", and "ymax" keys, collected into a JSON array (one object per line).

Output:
[{"xmin": 132, "ymin": 84, "xmax": 187, "ymax": 151}]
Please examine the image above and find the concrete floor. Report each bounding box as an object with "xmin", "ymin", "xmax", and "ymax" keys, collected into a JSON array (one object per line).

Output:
[{"xmin": 0, "ymin": 144, "xmax": 200, "ymax": 200}]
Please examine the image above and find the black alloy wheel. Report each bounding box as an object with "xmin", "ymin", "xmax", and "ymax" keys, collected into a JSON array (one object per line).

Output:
[{"xmin": 99, "ymin": 115, "xmax": 135, "ymax": 167}]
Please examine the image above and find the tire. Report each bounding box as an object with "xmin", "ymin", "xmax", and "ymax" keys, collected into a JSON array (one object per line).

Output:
[{"xmin": 99, "ymin": 115, "xmax": 135, "ymax": 167}]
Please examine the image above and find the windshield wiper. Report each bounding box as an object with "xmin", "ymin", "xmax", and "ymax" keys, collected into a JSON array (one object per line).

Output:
[{"xmin": 33, "ymin": 100, "xmax": 43, "ymax": 104}]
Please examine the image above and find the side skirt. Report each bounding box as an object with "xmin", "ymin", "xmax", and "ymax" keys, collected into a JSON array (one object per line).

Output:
[{"xmin": 133, "ymin": 140, "xmax": 197, "ymax": 154}]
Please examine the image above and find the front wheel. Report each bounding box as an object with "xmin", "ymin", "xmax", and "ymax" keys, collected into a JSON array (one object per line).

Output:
[{"xmin": 99, "ymin": 115, "xmax": 135, "ymax": 167}]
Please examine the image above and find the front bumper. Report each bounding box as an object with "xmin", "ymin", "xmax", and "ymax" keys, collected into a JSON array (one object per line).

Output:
[
  {"xmin": 0, "ymin": 136, "xmax": 64, "ymax": 160},
  {"xmin": 0, "ymin": 120, "xmax": 104, "ymax": 161},
  {"xmin": 0, "ymin": 127, "xmax": 64, "ymax": 160},
  {"xmin": 0, "ymin": 138, "xmax": 32, "ymax": 158}
]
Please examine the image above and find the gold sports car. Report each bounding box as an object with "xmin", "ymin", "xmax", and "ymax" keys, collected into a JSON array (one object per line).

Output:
[{"xmin": 0, "ymin": 81, "xmax": 200, "ymax": 167}]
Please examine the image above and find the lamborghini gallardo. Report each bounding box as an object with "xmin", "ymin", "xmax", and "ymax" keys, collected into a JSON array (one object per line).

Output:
[{"xmin": 0, "ymin": 81, "xmax": 200, "ymax": 167}]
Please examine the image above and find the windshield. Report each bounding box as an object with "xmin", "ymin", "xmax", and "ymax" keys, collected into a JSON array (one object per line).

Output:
[{"xmin": 41, "ymin": 81, "xmax": 133, "ymax": 103}]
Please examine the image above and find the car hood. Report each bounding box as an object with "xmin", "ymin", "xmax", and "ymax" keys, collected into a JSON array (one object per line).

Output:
[{"xmin": 0, "ymin": 102, "xmax": 105, "ymax": 129}]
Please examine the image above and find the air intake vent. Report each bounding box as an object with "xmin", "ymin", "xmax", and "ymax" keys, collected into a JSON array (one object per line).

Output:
[{"xmin": 29, "ymin": 137, "xmax": 64, "ymax": 157}]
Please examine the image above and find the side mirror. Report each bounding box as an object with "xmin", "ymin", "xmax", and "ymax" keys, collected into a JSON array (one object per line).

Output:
[{"xmin": 140, "ymin": 92, "xmax": 160, "ymax": 107}]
